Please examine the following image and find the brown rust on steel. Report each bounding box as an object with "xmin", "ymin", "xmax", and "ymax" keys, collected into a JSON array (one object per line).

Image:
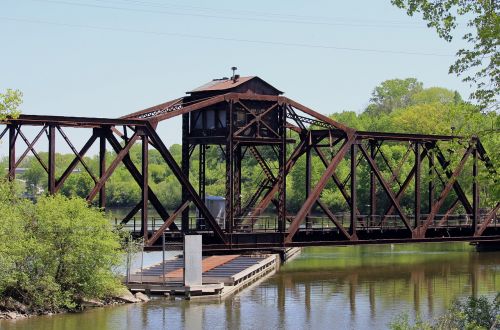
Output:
[
  {"xmin": 359, "ymin": 143, "xmax": 412, "ymax": 232},
  {"xmin": 249, "ymin": 138, "xmax": 309, "ymax": 219},
  {"xmin": 8, "ymin": 125, "xmax": 47, "ymax": 178},
  {"xmin": 144, "ymin": 123, "xmax": 227, "ymax": 244},
  {"xmin": 286, "ymin": 134, "xmax": 355, "ymax": 243},
  {"xmin": 416, "ymin": 143, "xmax": 473, "ymax": 238},
  {"xmin": 106, "ymin": 132, "xmax": 178, "ymax": 231},
  {"xmin": 437, "ymin": 197, "xmax": 460, "ymax": 226},
  {"xmin": 16, "ymin": 127, "xmax": 49, "ymax": 174},
  {"xmin": 233, "ymin": 101, "xmax": 279, "ymax": 138},
  {"xmin": 57, "ymin": 126, "xmax": 98, "ymax": 183},
  {"xmin": 87, "ymin": 133, "xmax": 140, "ymax": 202},
  {"xmin": 475, "ymin": 203, "xmax": 500, "ymax": 237},
  {"xmin": 316, "ymin": 199, "xmax": 351, "ymax": 240},
  {"xmin": 379, "ymin": 148, "xmax": 428, "ymax": 226},
  {"xmin": 313, "ymin": 145, "xmax": 360, "ymax": 215},
  {"xmin": 434, "ymin": 146, "xmax": 473, "ymax": 215},
  {"xmin": 147, "ymin": 200, "xmax": 191, "ymax": 246},
  {"xmin": 55, "ymin": 133, "xmax": 98, "ymax": 192}
]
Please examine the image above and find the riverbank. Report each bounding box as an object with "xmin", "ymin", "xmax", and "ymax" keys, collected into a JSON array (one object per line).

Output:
[{"xmin": 0, "ymin": 290, "xmax": 150, "ymax": 320}]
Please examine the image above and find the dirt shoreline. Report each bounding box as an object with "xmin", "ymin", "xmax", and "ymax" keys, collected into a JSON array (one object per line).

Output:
[{"xmin": 0, "ymin": 290, "xmax": 150, "ymax": 320}]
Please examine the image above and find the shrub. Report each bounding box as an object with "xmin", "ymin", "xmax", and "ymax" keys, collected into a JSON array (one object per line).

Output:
[{"xmin": 0, "ymin": 181, "xmax": 124, "ymax": 312}]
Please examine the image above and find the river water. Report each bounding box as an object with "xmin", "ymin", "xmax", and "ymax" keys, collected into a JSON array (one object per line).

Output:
[{"xmin": 1, "ymin": 242, "xmax": 498, "ymax": 329}]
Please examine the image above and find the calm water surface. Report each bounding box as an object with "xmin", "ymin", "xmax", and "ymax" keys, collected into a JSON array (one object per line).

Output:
[{"xmin": 2, "ymin": 242, "xmax": 499, "ymax": 330}]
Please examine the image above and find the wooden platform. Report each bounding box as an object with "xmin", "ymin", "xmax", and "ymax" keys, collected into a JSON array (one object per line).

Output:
[{"xmin": 126, "ymin": 254, "xmax": 279, "ymax": 298}]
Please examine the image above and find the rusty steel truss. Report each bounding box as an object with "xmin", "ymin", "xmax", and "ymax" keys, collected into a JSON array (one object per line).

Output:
[{"xmin": 1, "ymin": 77, "xmax": 498, "ymax": 251}]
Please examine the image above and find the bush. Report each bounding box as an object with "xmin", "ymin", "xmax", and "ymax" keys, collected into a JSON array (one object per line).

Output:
[
  {"xmin": 0, "ymin": 181, "xmax": 124, "ymax": 312},
  {"xmin": 389, "ymin": 294, "xmax": 500, "ymax": 330}
]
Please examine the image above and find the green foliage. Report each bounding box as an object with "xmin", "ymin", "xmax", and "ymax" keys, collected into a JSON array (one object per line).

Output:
[
  {"xmin": 0, "ymin": 182, "xmax": 124, "ymax": 312},
  {"xmin": 0, "ymin": 89, "xmax": 22, "ymax": 120},
  {"xmin": 389, "ymin": 294, "xmax": 500, "ymax": 330},
  {"xmin": 366, "ymin": 78, "xmax": 423, "ymax": 115},
  {"xmin": 391, "ymin": 0, "xmax": 499, "ymax": 110}
]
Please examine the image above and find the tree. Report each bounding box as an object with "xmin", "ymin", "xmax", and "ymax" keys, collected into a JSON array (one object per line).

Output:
[
  {"xmin": 365, "ymin": 78, "xmax": 423, "ymax": 115},
  {"xmin": 0, "ymin": 89, "xmax": 22, "ymax": 120},
  {"xmin": 391, "ymin": 0, "xmax": 499, "ymax": 111},
  {"xmin": 0, "ymin": 183, "xmax": 124, "ymax": 312}
]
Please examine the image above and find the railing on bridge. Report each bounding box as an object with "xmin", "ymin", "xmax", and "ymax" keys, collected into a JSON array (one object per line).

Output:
[{"xmin": 115, "ymin": 211, "xmax": 498, "ymax": 237}]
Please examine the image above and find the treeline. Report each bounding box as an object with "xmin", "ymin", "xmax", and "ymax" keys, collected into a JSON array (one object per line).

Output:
[{"xmin": 1, "ymin": 78, "xmax": 498, "ymax": 214}]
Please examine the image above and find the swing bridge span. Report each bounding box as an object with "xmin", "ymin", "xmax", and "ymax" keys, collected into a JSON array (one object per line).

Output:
[{"xmin": 1, "ymin": 75, "xmax": 498, "ymax": 251}]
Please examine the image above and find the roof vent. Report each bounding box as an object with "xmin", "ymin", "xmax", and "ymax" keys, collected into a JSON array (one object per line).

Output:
[{"xmin": 231, "ymin": 66, "xmax": 238, "ymax": 82}]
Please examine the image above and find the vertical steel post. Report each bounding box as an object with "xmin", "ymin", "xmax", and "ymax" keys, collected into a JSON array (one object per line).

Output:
[
  {"xmin": 181, "ymin": 113, "xmax": 190, "ymax": 231},
  {"xmin": 141, "ymin": 134, "xmax": 149, "ymax": 241},
  {"xmin": 8, "ymin": 125, "xmax": 16, "ymax": 181},
  {"xmin": 198, "ymin": 144, "xmax": 206, "ymax": 201},
  {"xmin": 350, "ymin": 143, "xmax": 357, "ymax": 236},
  {"xmin": 369, "ymin": 141, "xmax": 376, "ymax": 225},
  {"xmin": 48, "ymin": 125, "xmax": 56, "ymax": 194},
  {"xmin": 415, "ymin": 142, "xmax": 421, "ymax": 227},
  {"xmin": 278, "ymin": 104, "xmax": 287, "ymax": 234},
  {"xmin": 225, "ymin": 100, "xmax": 234, "ymax": 233},
  {"xmin": 472, "ymin": 144, "xmax": 479, "ymax": 230},
  {"xmin": 234, "ymin": 144, "xmax": 242, "ymax": 217},
  {"xmin": 162, "ymin": 232, "xmax": 166, "ymax": 286},
  {"xmin": 99, "ymin": 128, "xmax": 106, "ymax": 208},
  {"xmin": 305, "ymin": 138, "xmax": 312, "ymax": 229},
  {"xmin": 198, "ymin": 144, "xmax": 206, "ymax": 229},
  {"xmin": 428, "ymin": 147, "xmax": 434, "ymax": 214}
]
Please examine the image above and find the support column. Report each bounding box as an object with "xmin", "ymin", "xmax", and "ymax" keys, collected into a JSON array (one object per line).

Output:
[
  {"xmin": 225, "ymin": 101, "xmax": 234, "ymax": 233},
  {"xmin": 472, "ymin": 145, "xmax": 479, "ymax": 230},
  {"xmin": 8, "ymin": 125, "xmax": 16, "ymax": 181},
  {"xmin": 350, "ymin": 143, "xmax": 357, "ymax": 237},
  {"xmin": 305, "ymin": 139, "xmax": 312, "ymax": 229},
  {"xmin": 99, "ymin": 128, "xmax": 106, "ymax": 208},
  {"xmin": 198, "ymin": 145, "xmax": 206, "ymax": 200},
  {"xmin": 234, "ymin": 144, "xmax": 242, "ymax": 217},
  {"xmin": 141, "ymin": 134, "xmax": 149, "ymax": 241},
  {"xmin": 369, "ymin": 141, "xmax": 376, "ymax": 225},
  {"xmin": 181, "ymin": 113, "xmax": 190, "ymax": 232},
  {"xmin": 48, "ymin": 125, "xmax": 56, "ymax": 194},
  {"xmin": 278, "ymin": 104, "xmax": 287, "ymax": 234},
  {"xmin": 415, "ymin": 142, "xmax": 421, "ymax": 228},
  {"xmin": 198, "ymin": 144, "xmax": 206, "ymax": 229},
  {"xmin": 428, "ymin": 147, "xmax": 434, "ymax": 214}
]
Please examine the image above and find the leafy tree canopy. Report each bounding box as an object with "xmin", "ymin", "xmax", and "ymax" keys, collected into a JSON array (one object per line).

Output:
[
  {"xmin": 391, "ymin": 0, "xmax": 499, "ymax": 111},
  {"xmin": 0, "ymin": 89, "xmax": 22, "ymax": 120},
  {"xmin": 365, "ymin": 78, "xmax": 423, "ymax": 115}
]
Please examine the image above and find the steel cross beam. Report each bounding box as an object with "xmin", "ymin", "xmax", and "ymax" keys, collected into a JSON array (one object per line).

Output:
[
  {"xmin": 358, "ymin": 143, "xmax": 412, "ymax": 232},
  {"xmin": 416, "ymin": 143, "xmax": 474, "ymax": 238},
  {"xmin": 475, "ymin": 203, "xmax": 500, "ymax": 237},
  {"xmin": 16, "ymin": 126, "xmax": 49, "ymax": 174},
  {"xmin": 379, "ymin": 147, "xmax": 428, "ymax": 225},
  {"xmin": 144, "ymin": 123, "xmax": 227, "ymax": 244},
  {"xmin": 434, "ymin": 146, "xmax": 474, "ymax": 215},
  {"xmin": 249, "ymin": 137, "xmax": 309, "ymax": 219},
  {"xmin": 57, "ymin": 126, "xmax": 98, "ymax": 183},
  {"xmin": 146, "ymin": 200, "xmax": 191, "ymax": 246},
  {"xmin": 313, "ymin": 146, "xmax": 360, "ymax": 215},
  {"xmin": 105, "ymin": 131, "xmax": 179, "ymax": 231},
  {"xmin": 8, "ymin": 125, "xmax": 47, "ymax": 178},
  {"xmin": 286, "ymin": 134, "xmax": 355, "ymax": 243}
]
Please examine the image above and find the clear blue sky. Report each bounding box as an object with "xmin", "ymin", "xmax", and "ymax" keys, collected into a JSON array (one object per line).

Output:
[{"xmin": 0, "ymin": 0, "xmax": 470, "ymax": 151}]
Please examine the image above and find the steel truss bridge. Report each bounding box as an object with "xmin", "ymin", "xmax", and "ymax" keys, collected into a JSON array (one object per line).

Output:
[{"xmin": 1, "ymin": 76, "xmax": 498, "ymax": 251}]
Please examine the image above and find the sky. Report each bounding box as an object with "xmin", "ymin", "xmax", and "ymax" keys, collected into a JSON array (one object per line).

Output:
[{"xmin": 0, "ymin": 0, "xmax": 471, "ymax": 153}]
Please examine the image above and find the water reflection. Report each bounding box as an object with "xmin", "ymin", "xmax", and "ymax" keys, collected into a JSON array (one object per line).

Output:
[{"xmin": 2, "ymin": 243, "xmax": 498, "ymax": 330}]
